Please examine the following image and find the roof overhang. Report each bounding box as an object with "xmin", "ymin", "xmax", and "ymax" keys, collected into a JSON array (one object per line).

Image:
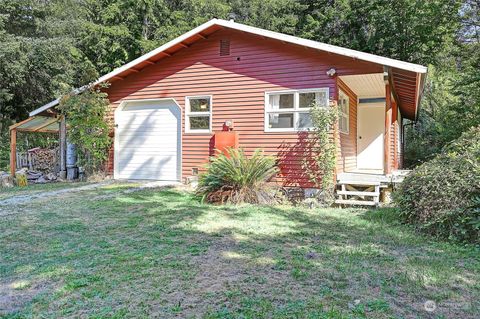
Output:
[
  {"xmin": 9, "ymin": 115, "xmax": 60, "ymax": 133},
  {"xmin": 29, "ymin": 18, "xmax": 427, "ymax": 119}
]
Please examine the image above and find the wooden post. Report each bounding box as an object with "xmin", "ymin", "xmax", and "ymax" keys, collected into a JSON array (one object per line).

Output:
[
  {"xmin": 10, "ymin": 128, "xmax": 17, "ymax": 177},
  {"xmin": 59, "ymin": 116, "xmax": 67, "ymax": 179},
  {"xmin": 384, "ymin": 84, "xmax": 392, "ymax": 175}
]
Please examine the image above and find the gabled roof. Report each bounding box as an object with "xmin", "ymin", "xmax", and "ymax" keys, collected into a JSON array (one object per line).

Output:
[{"xmin": 30, "ymin": 18, "xmax": 427, "ymax": 118}]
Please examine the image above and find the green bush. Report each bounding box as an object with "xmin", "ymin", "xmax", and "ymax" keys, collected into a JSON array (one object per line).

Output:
[
  {"xmin": 58, "ymin": 87, "xmax": 111, "ymax": 173},
  {"xmin": 197, "ymin": 148, "xmax": 279, "ymax": 204},
  {"xmin": 0, "ymin": 131, "xmax": 9, "ymax": 171},
  {"xmin": 395, "ymin": 126, "xmax": 480, "ymax": 244}
]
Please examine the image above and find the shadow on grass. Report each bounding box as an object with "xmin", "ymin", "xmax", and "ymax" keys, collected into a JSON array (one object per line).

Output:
[{"xmin": 1, "ymin": 187, "xmax": 479, "ymax": 318}]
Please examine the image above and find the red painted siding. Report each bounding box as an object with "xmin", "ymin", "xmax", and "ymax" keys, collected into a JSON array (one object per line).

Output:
[{"xmin": 105, "ymin": 28, "xmax": 382, "ymax": 185}]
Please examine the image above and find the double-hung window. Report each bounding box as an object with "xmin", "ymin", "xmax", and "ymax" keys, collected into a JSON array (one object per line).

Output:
[
  {"xmin": 338, "ymin": 91, "xmax": 349, "ymax": 134},
  {"xmin": 186, "ymin": 96, "xmax": 212, "ymax": 133},
  {"xmin": 265, "ymin": 89, "xmax": 329, "ymax": 132}
]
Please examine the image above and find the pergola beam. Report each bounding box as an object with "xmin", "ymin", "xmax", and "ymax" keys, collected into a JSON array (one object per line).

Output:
[
  {"xmin": 9, "ymin": 116, "xmax": 37, "ymax": 131},
  {"xmin": 15, "ymin": 129, "xmax": 58, "ymax": 133}
]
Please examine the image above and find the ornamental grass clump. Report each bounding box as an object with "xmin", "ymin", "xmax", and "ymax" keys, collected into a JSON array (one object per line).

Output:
[{"xmin": 197, "ymin": 148, "xmax": 279, "ymax": 204}]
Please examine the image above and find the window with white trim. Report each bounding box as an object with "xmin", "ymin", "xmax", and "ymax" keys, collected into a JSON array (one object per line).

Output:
[
  {"xmin": 338, "ymin": 91, "xmax": 349, "ymax": 134},
  {"xmin": 186, "ymin": 96, "xmax": 211, "ymax": 133},
  {"xmin": 265, "ymin": 89, "xmax": 329, "ymax": 131}
]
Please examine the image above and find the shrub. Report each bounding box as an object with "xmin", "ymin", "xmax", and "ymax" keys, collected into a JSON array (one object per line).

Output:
[
  {"xmin": 197, "ymin": 148, "xmax": 279, "ymax": 204},
  {"xmin": 306, "ymin": 102, "xmax": 338, "ymax": 204},
  {"xmin": 395, "ymin": 126, "xmax": 480, "ymax": 244},
  {"xmin": 58, "ymin": 87, "xmax": 111, "ymax": 174}
]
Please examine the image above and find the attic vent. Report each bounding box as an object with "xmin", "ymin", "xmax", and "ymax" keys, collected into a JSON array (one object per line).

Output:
[{"xmin": 219, "ymin": 39, "xmax": 230, "ymax": 56}]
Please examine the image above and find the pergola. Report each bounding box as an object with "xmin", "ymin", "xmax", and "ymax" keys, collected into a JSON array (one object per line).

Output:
[{"xmin": 9, "ymin": 114, "xmax": 67, "ymax": 178}]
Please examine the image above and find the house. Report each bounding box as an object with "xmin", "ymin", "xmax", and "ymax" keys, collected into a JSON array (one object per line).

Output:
[{"xmin": 10, "ymin": 19, "xmax": 427, "ymax": 202}]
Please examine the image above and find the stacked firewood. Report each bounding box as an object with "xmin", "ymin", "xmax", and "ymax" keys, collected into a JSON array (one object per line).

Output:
[{"xmin": 29, "ymin": 147, "xmax": 58, "ymax": 172}]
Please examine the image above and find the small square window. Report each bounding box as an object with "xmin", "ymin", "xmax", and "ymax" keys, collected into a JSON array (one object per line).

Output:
[
  {"xmin": 299, "ymin": 92, "xmax": 316, "ymax": 108},
  {"xmin": 269, "ymin": 93, "xmax": 294, "ymax": 110},
  {"xmin": 189, "ymin": 116, "xmax": 210, "ymax": 130},
  {"xmin": 268, "ymin": 113, "xmax": 294, "ymax": 129},
  {"xmin": 297, "ymin": 112, "xmax": 313, "ymax": 129},
  {"xmin": 189, "ymin": 98, "xmax": 210, "ymax": 112}
]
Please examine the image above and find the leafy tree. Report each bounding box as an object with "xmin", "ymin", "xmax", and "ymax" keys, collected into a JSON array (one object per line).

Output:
[
  {"xmin": 227, "ymin": 0, "xmax": 305, "ymax": 34},
  {"xmin": 297, "ymin": 0, "xmax": 461, "ymax": 65},
  {"xmin": 404, "ymin": 1, "xmax": 479, "ymax": 166}
]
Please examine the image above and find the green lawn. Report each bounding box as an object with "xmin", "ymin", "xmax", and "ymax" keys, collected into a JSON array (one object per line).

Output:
[
  {"xmin": 0, "ymin": 184, "xmax": 479, "ymax": 318},
  {"xmin": 0, "ymin": 182, "xmax": 91, "ymax": 200}
]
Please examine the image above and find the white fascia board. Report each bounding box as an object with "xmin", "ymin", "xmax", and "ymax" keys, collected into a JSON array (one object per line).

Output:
[{"xmin": 29, "ymin": 98, "xmax": 60, "ymax": 117}]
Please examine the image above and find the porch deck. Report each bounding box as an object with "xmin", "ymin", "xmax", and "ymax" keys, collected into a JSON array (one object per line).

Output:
[
  {"xmin": 337, "ymin": 170, "xmax": 411, "ymax": 185},
  {"xmin": 335, "ymin": 170, "xmax": 411, "ymax": 206}
]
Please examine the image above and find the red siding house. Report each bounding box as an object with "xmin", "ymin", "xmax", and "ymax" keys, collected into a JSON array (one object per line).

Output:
[{"xmin": 15, "ymin": 19, "xmax": 427, "ymax": 196}]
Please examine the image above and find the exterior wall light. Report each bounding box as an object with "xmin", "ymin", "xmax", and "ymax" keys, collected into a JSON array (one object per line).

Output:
[{"xmin": 326, "ymin": 68, "xmax": 336, "ymax": 77}]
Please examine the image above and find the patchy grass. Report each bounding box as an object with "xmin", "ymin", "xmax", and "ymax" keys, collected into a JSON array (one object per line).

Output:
[
  {"xmin": 0, "ymin": 182, "xmax": 91, "ymax": 200},
  {"xmin": 0, "ymin": 185, "xmax": 478, "ymax": 318}
]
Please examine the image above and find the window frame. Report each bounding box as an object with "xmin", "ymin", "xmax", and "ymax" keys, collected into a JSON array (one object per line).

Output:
[
  {"xmin": 338, "ymin": 90, "xmax": 350, "ymax": 134},
  {"xmin": 264, "ymin": 88, "xmax": 329, "ymax": 132},
  {"xmin": 185, "ymin": 95, "xmax": 213, "ymax": 134}
]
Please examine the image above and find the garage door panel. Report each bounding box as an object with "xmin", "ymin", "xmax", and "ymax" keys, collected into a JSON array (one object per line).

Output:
[
  {"xmin": 118, "ymin": 114, "xmax": 177, "ymax": 123},
  {"xmin": 118, "ymin": 164, "xmax": 178, "ymax": 172},
  {"xmin": 117, "ymin": 121, "xmax": 179, "ymax": 128},
  {"xmin": 118, "ymin": 148, "xmax": 179, "ymax": 153},
  {"xmin": 118, "ymin": 135, "xmax": 179, "ymax": 144},
  {"xmin": 117, "ymin": 155, "xmax": 178, "ymax": 164},
  {"xmin": 118, "ymin": 128, "xmax": 179, "ymax": 134},
  {"xmin": 118, "ymin": 167, "xmax": 178, "ymax": 173},
  {"xmin": 118, "ymin": 144, "xmax": 179, "ymax": 151},
  {"xmin": 118, "ymin": 167, "xmax": 178, "ymax": 175},
  {"xmin": 118, "ymin": 141, "xmax": 179, "ymax": 149},
  {"xmin": 115, "ymin": 100, "xmax": 181, "ymax": 181}
]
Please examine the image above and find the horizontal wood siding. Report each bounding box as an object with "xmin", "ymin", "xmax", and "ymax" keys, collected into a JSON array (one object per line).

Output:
[
  {"xmin": 337, "ymin": 79, "xmax": 358, "ymax": 173},
  {"xmin": 106, "ymin": 29, "xmax": 381, "ymax": 186}
]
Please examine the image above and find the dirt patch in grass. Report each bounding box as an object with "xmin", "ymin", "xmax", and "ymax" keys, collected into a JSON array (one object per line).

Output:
[{"xmin": 0, "ymin": 278, "xmax": 55, "ymax": 314}]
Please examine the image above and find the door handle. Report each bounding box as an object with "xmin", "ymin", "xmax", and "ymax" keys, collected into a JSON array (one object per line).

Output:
[{"xmin": 359, "ymin": 136, "xmax": 362, "ymax": 139}]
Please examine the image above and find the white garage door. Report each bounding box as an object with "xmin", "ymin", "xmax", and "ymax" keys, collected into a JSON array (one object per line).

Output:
[{"xmin": 115, "ymin": 99, "xmax": 181, "ymax": 181}]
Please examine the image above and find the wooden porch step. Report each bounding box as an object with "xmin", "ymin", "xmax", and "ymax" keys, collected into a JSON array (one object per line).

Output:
[
  {"xmin": 335, "ymin": 181, "xmax": 380, "ymax": 207},
  {"xmin": 336, "ymin": 190, "xmax": 378, "ymax": 196},
  {"xmin": 336, "ymin": 180, "xmax": 380, "ymax": 186},
  {"xmin": 335, "ymin": 199, "xmax": 378, "ymax": 206}
]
